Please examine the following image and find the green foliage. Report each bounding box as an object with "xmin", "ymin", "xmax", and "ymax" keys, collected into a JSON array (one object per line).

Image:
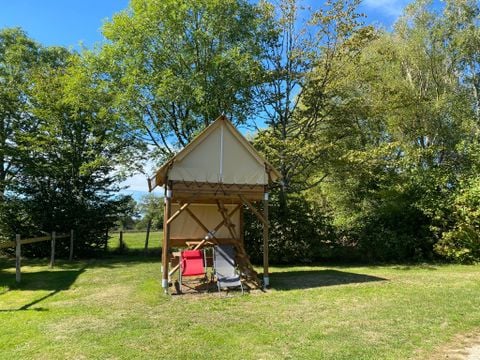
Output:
[
  {"xmin": 100, "ymin": 0, "xmax": 272, "ymax": 164},
  {"xmin": 117, "ymin": 197, "xmax": 139, "ymax": 230},
  {"xmin": 135, "ymin": 194, "xmax": 164, "ymax": 230},
  {"xmin": 289, "ymin": 0, "xmax": 480, "ymax": 262},
  {"xmin": 0, "ymin": 29, "xmax": 137, "ymax": 257},
  {"xmin": 254, "ymin": 0, "xmax": 370, "ymax": 194},
  {"xmin": 2, "ymin": 0, "xmax": 480, "ymax": 264},
  {"xmin": 435, "ymin": 179, "xmax": 480, "ymax": 263},
  {"xmin": 245, "ymin": 193, "xmax": 335, "ymax": 264},
  {"xmin": 0, "ymin": 28, "xmax": 42, "ymax": 195}
]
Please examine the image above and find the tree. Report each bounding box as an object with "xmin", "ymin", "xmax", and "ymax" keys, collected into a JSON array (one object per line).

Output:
[
  {"xmin": 13, "ymin": 49, "xmax": 136, "ymax": 255},
  {"xmin": 0, "ymin": 28, "xmax": 42, "ymax": 198},
  {"xmin": 296, "ymin": 0, "xmax": 480, "ymax": 260},
  {"xmin": 100, "ymin": 0, "xmax": 273, "ymax": 167},
  {"xmin": 254, "ymin": 0, "xmax": 370, "ymax": 196},
  {"xmin": 244, "ymin": 0, "xmax": 372, "ymax": 263},
  {"xmin": 135, "ymin": 194, "xmax": 164, "ymax": 231}
]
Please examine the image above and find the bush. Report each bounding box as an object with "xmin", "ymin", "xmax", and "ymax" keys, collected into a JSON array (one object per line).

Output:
[{"xmin": 435, "ymin": 180, "xmax": 480, "ymax": 263}]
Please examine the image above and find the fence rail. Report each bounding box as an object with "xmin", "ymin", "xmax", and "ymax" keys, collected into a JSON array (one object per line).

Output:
[
  {"xmin": 0, "ymin": 233, "xmax": 70, "ymax": 250},
  {"xmin": 0, "ymin": 231, "xmax": 74, "ymax": 283}
]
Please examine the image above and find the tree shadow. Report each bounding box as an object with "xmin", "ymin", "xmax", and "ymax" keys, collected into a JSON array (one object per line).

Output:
[
  {"xmin": 79, "ymin": 255, "xmax": 162, "ymax": 269},
  {"xmin": 270, "ymin": 269, "xmax": 387, "ymax": 291},
  {"xmin": 0, "ymin": 266, "xmax": 85, "ymax": 312}
]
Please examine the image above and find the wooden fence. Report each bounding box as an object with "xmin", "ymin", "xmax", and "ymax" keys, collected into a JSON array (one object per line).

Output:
[{"xmin": 0, "ymin": 230, "xmax": 74, "ymax": 283}]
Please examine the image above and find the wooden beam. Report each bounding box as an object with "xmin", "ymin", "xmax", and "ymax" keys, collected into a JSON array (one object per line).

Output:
[
  {"xmin": 0, "ymin": 233, "xmax": 70, "ymax": 249},
  {"xmin": 170, "ymin": 181, "xmax": 265, "ymax": 202},
  {"xmin": 170, "ymin": 238, "xmax": 239, "ymax": 247},
  {"xmin": 15, "ymin": 234, "xmax": 21, "ymax": 283},
  {"xmin": 49, "ymin": 231, "xmax": 56, "ymax": 269},
  {"xmin": 166, "ymin": 202, "xmax": 190, "ymax": 225},
  {"xmin": 19, "ymin": 235, "xmax": 50, "ymax": 245},
  {"xmin": 239, "ymin": 204, "xmax": 245, "ymax": 247},
  {"xmin": 263, "ymin": 192, "xmax": 270, "ymax": 288},
  {"xmin": 69, "ymin": 230, "xmax": 74, "ymax": 261},
  {"xmin": 162, "ymin": 181, "xmax": 172, "ymax": 293},
  {"xmin": 185, "ymin": 208, "xmax": 214, "ymax": 238},
  {"xmin": 0, "ymin": 240, "xmax": 15, "ymax": 249},
  {"xmin": 239, "ymin": 194, "xmax": 268, "ymax": 226},
  {"xmin": 216, "ymin": 200, "xmax": 238, "ymax": 241}
]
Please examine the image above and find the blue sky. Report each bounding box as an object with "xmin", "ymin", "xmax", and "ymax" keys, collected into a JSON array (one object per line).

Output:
[
  {"xmin": 0, "ymin": 0, "xmax": 410, "ymax": 48},
  {"xmin": 0, "ymin": 0, "xmax": 411, "ymax": 199}
]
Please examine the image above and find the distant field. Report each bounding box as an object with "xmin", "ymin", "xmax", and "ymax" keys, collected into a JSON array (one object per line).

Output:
[
  {"xmin": 1, "ymin": 249, "xmax": 480, "ymax": 359},
  {"xmin": 109, "ymin": 231, "xmax": 163, "ymax": 251}
]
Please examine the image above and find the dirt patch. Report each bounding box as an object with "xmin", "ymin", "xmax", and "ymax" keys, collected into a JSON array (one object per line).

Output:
[{"xmin": 429, "ymin": 331, "xmax": 480, "ymax": 359}]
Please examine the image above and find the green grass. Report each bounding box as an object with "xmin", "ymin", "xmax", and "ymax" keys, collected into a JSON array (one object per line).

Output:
[
  {"xmin": 110, "ymin": 230, "xmax": 163, "ymax": 251},
  {"xmin": 1, "ymin": 243, "xmax": 480, "ymax": 359}
]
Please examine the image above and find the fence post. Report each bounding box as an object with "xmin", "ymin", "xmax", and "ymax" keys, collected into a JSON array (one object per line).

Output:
[
  {"xmin": 15, "ymin": 234, "xmax": 21, "ymax": 283},
  {"xmin": 144, "ymin": 220, "xmax": 151, "ymax": 256},
  {"xmin": 50, "ymin": 231, "xmax": 56, "ymax": 268},
  {"xmin": 69, "ymin": 229, "xmax": 74, "ymax": 261},
  {"xmin": 105, "ymin": 228, "xmax": 109, "ymax": 252},
  {"xmin": 119, "ymin": 230, "xmax": 124, "ymax": 252}
]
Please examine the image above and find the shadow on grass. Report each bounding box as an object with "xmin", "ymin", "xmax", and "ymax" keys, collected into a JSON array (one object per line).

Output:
[
  {"xmin": 392, "ymin": 264, "xmax": 437, "ymax": 271},
  {"xmin": 0, "ymin": 266, "xmax": 85, "ymax": 312},
  {"xmin": 270, "ymin": 269, "xmax": 387, "ymax": 290}
]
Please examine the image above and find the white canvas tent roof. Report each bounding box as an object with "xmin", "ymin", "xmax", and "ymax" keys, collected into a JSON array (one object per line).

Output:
[{"xmin": 148, "ymin": 115, "xmax": 280, "ymax": 191}]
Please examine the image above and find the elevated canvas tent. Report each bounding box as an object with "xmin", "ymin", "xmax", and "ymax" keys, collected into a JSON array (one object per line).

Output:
[{"xmin": 148, "ymin": 115, "xmax": 280, "ymax": 292}]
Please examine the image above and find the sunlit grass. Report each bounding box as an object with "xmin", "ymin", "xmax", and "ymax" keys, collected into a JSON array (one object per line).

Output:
[
  {"xmin": 0, "ymin": 238, "xmax": 480, "ymax": 359},
  {"xmin": 110, "ymin": 230, "xmax": 163, "ymax": 251}
]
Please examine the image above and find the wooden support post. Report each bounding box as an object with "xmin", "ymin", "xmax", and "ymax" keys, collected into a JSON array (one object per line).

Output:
[
  {"xmin": 119, "ymin": 230, "xmax": 124, "ymax": 252},
  {"xmin": 15, "ymin": 234, "xmax": 21, "ymax": 283},
  {"xmin": 69, "ymin": 229, "xmax": 74, "ymax": 261},
  {"xmin": 263, "ymin": 191, "xmax": 269, "ymax": 288},
  {"xmin": 239, "ymin": 194, "xmax": 268, "ymax": 226},
  {"xmin": 240, "ymin": 204, "xmax": 244, "ymax": 247},
  {"xmin": 162, "ymin": 181, "xmax": 172, "ymax": 293},
  {"xmin": 144, "ymin": 219, "xmax": 151, "ymax": 255},
  {"xmin": 50, "ymin": 231, "xmax": 56, "ymax": 269}
]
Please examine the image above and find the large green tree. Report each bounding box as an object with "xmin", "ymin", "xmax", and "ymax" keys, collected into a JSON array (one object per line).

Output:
[
  {"xmin": 244, "ymin": 0, "xmax": 372, "ymax": 263},
  {"xmin": 297, "ymin": 0, "xmax": 480, "ymax": 260},
  {"xmin": 100, "ymin": 0, "xmax": 272, "ymax": 166},
  {"xmin": 7, "ymin": 44, "xmax": 135, "ymax": 254},
  {"xmin": 254, "ymin": 0, "xmax": 371, "ymax": 195},
  {"xmin": 0, "ymin": 28, "xmax": 44, "ymax": 197}
]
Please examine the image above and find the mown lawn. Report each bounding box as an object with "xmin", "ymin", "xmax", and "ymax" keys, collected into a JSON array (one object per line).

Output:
[
  {"xmin": 110, "ymin": 230, "xmax": 163, "ymax": 251},
  {"xmin": 0, "ymin": 252, "xmax": 479, "ymax": 359}
]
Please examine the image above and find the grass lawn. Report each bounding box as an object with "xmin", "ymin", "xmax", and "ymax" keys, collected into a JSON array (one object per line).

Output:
[
  {"xmin": 110, "ymin": 230, "xmax": 163, "ymax": 252},
  {"xmin": 1, "ymin": 245, "xmax": 480, "ymax": 359}
]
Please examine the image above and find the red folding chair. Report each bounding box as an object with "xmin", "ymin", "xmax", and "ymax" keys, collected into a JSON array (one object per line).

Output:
[{"xmin": 179, "ymin": 250, "xmax": 207, "ymax": 290}]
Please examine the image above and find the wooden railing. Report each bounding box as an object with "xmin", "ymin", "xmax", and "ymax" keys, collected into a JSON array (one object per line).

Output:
[{"xmin": 0, "ymin": 230, "xmax": 74, "ymax": 283}]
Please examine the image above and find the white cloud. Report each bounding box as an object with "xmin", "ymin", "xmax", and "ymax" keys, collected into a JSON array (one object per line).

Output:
[{"xmin": 363, "ymin": 0, "xmax": 408, "ymax": 17}]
